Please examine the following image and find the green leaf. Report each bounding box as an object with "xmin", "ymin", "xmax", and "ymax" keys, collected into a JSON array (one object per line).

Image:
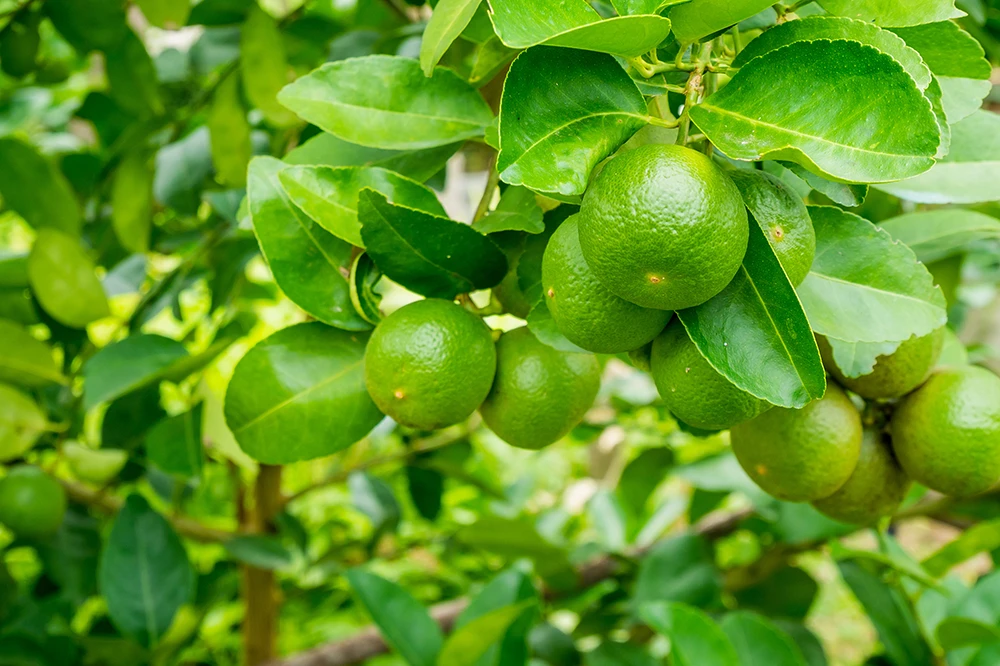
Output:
[
  {"xmin": 721, "ymin": 612, "xmax": 809, "ymax": 666},
  {"xmin": 455, "ymin": 568, "xmax": 537, "ymax": 666},
  {"xmin": 823, "ymin": 339, "xmax": 904, "ymax": 379},
  {"xmin": 241, "ymin": 5, "xmax": 296, "ymax": 127},
  {"xmin": 223, "ymin": 535, "xmax": 296, "ymax": 571},
  {"xmin": 878, "ymin": 209, "xmax": 1000, "ymax": 263},
  {"xmin": 0, "ymin": 320, "xmax": 63, "ymax": 388},
  {"xmin": 145, "ymin": 404, "xmax": 204, "ymax": 478},
  {"xmin": 439, "ymin": 601, "xmax": 535, "ymax": 666},
  {"xmin": 105, "ymin": 30, "xmax": 163, "ymax": 117},
  {"xmin": 498, "ymin": 47, "xmax": 647, "ymax": 196},
  {"xmin": 640, "ymin": 602, "xmax": 740, "ymax": 666},
  {"xmin": 487, "ymin": 0, "xmax": 672, "ymax": 57},
  {"xmin": 677, "ymin": 216, "xmax": 826, "ymax": 409},
  {"xmin": 82, "ymin": 335, "xmax": 188, "ymax": 410},
  {"xmin": 247, "ymin": 156, "xmax": 371, "ymax": 330},
  {"xmin": 588, "ymin": 490, "xmax": 628, "ymax": 553},
  {"xmin": 457, "ymin": 516, "xmax": 575, "ymax": 585},
  {"xmin": 111, "ymin": 152, "xmax": 154, "ymax": 254},
  {"xmin": 816, "ymin": 0, "xmax": 964, "ymax": 27},
  {"xmin": 668, "ymin": 0, "xmax": 776, "ymax": 42},
  {"xmin": 586, "ymin": 642, "xmax": 658, "ymax": 666},
  {"xmin": 937, "ymin": 617, "xmax": 1000, "ymax": 650},
  {"xmin": 473, "ymin": 186, "xmax": 544, "ymax": 235},
  {"xmin": 797, "ymin": 206, "xmax": 947, "ymax": 344},
  {"xmin": 278, "ymin": 165, "xmax": 446, "ymax": 247},
  {"xmin": 922, "ymin": 519, "xmax": 1000, "ymax": 578},
  {"xmin": 358, "ymin": 189, "xmax": 507, "ymax": 299},
  {"xmin": 98, "ymin": 494, "xmax": 194, "ymax": 647},
  {"xmin": 526, "ymin": 299, "xmax": 587, "ymax": 353},
  {"xmin": 350, "ymin": 253, "xmax": 384, "ymax": 326},
  {"xmin": 278, "ymin": 55, "xmax": 494, "ymax": 150},
  {"xmin": 45, "ymin": 0, "xmax": 127, "ymax": 51},
  {"xmin": 208, "ymin": 74, "xmax": 252, "ymax": 187},
  {"xmin": 780, "ymin": 162, "xmax": 868, "ymax": 208},
  {"xmin": 154, "ymin": 128, "xmax": 214, "ymax": 215},
  {"xmin": 469, "ymin": 36, "xmax": 519, "ymax": 86},
  {"xmin": 732, "ymin": 567, "xmax": 819, "ymax": 620},
  {"xmin": 0, "ymin": 138, "xmax": 81, "ymax": 236},
  {"xmin": 691, "ymin": 40, "xmax": 940, "ymax": 184},
  {"xmin": 633, "ymin": 535, "xmax": 720, "ymax": 610},
  {"xmin": 345, "ymin": 568, "xmax": 444, "ymax": 666},
  {"xmin": 876, "ymin": 111, "xmax": 1000, "ymax": 204},
  {"xmin": 135, "ymin": 0, "xmax": 190, "ymax": 27},
  {"xmin": 613, "ymin": 0, "xmax": 688, "ymax": 14},
  {"xmin": 28, "ymin": 229, "xmax": 110, "ymax": 329},
  {"xmin": 223, "ymin": 322, "xmax": 383, "ymax": 464},
  {"xmin": 349, "ymin": 471, "xmax": 401, "ymax": 536},
  {"xmin": 284, "ymin": 132, "xmax": 461, "ymax": 184},
  {"xmin": 63, "ymin": 443, "xmax": 127, "ymax": 485},
  {"xmin": 406, "ymin": 465, "xmax": 443, "ymax": 521},
  {"xmin": 421, "ymin": 0, "xmax": 483, "ymax": 76},
  {"xmin": 0, "ymin": 383, "xmax": 47, "ymax": 462}
]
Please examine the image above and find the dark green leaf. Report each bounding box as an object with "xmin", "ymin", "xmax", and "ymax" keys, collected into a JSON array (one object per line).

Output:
[
  {"xmin": 224, "ymin": 535, "xmax": 296, "ymax": 571},
  {"xmin": 771, "ymin": 621, "xmax": 829, "ymax": 666},
  {"xmin": 457, "ymin": 516, "xmax": 576, "ymax": 585},
  {"xmin": 733, "ymin": 567, "xmax": 818, "ymax": 620},
  {"xmin": 473, "ymin": 186, "xmax": 544, "ymax": 235},
  {"xmin": 816, "ymin": 0, "xmax": 964, "ymax": 27},
  {"xmin": 154, "ymin": 128, "xmax": 214, "ymax": 215},
  {"xmin": 440, "ymin": 600, "xmax": 535, "ymax": 666},
  {"xmin": 83, "ymin": 335, "xmax": 188, "ymax": 410},
  {"xmin": 633, "ymin": 534, "xmax": 720, "ymax": 610},
  {"xmin": 406, "ymin": 465, "xmax": 443, "ymax": 521},
  {"xmin": 28, "ymin": 229, "xmax": 110, "ymax": 329},
  {"xmin": 0, "ymin": 320, "xmax": 63, "ymax": 388},
  {"xmin": 101, "ymin": 386, "xmax": 166, "ymax": 451},
  {"xmin": 421, "ymin": 0, "xmax": 483, "ymax": 75},
  {"xmin": 456, "ymin": 568, "xmax": 536, "ymax": 666},
  {"xmin": 45, "ymin": 0, "xmax": 127, "ymax": 51},
  {"xmin": 145, "ymin": 404, "xmax": 204, "ymax": 478},
  {"xmin": 241, "ymin": 5, "xmax": 296, "ymax": 127},
  {"xmin": 105, "ymin": 30, "xmax": 163, "ymax": 117},
  {"xmin": 878, "ymin": 209, "xmax": 1000, "ymax": 263},
  {"xmin": 349, "ymin": 471, "xmax": 401, "ymax": 536},
  {"xmin": 617, "ymin": 447, "xmax": 673, "ymax": 517},
  {"xmin": 721, "ymin": 612, "xmax": 809, "ymax": 666},
  {"xmin": 529, "ymin": 623, "xmax": 581, "ymax": 666},
  {"xmin": 640, "ymin": 602, "xmax": 740, "ymax": 666},
  {"xmin": 36, "ymin": 506, "xmax": 102, "ymax": 606},
  {"xmin": 668, "ymin": 0, "xmax": 775, "ymax": 41},
  {"xmin": 0, "ymin": 138, "xmax": 81, "ymax": 235}
]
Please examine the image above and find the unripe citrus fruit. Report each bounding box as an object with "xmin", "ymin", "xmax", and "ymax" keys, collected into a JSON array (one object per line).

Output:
[
  {"xmin": 0, "ymin": 465, "xmax": 66, "ymax": 540},
  {"xmin": 818, "ymin": 328, "xmax": 944, "ymax": 400},
  {"xmin": 542, "ymin": 216, "xmax": 670, "ymax": 354},
  {"xmin": 578, "ymin": 144, "xmax": 748, "ymax": 310},
  {"xmin": 0, "ymin": 384, "xmax": 47, "ymax": 462},
  {"xmin": 812, "ymin": 429, "xmax": 911, "ymax": 525},
  {"xmin": 731, "ymin": 384, "xmax": 863, "ymax": 502},
  {"xmin": 650, "ymin": 319, "xmax": 770, "ymax": 430},
  {"xmin": 891, "ymin": 365, "xmax": 1000, "ymax": 498},
  {"xmin": 479, "ymin": 327, "xmax": 600, "ymax": 450},
  {"xmin": 365, "ymin": 299, "xmax": 496, "ymax": 431}
]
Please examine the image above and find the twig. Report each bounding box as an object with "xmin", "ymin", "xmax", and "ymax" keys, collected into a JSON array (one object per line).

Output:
[{"xmin": 473, "ymin": 153, "xmax": 500, "ymax": 223}]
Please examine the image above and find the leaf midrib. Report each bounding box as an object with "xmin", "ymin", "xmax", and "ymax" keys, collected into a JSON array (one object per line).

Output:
[{"xmin": 806, "ymin": 271, "xmax": 944, "ymax": 309}]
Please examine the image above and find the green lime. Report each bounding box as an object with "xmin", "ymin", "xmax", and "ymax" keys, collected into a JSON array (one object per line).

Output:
[
  {"xmin": 578, "ymin": 144, "xmax": 748, "ymax": 310},
  {"xmin": 731, "ymin": 384, "xmax": 863, "ymax": 502},
  {"xmin": 0, "ymin": 12, "xmax": 39, "ymax": 79},
  {"xmin": 0, "ymin": 465, "xmax": 66, "ymax": 540},
  {"xmin": 0, "ymin": 384, "xmax": 47, "ymax": 462},
  {"xmin": 542, "ymin": 216, "xmax": 670, "ymax": 353},
  {"xmin": 650, "ymin": 319, "xmax": 771, "ymax": 430},
  {"xmin": 479, "ymin": 327, "xmax": 600, "ymax": 450},
  {"xmin": 365, "ymin": 299, "xmax": 496, "ymax": 431},
  {"xmin": 891, "ymin": 365, "xmax": 1000, "ymax": 498},
  {"xmin": 819, "ymin": 328, "xmax": 944, "ymax": 400},
  {"xmin": 812, "ymin": 429, "xmax": 911, "ymax": 525}
]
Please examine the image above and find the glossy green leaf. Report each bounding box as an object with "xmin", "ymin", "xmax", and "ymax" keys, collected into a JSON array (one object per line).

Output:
[
  {"xmin": 691, "ymin": 40, "xmax": 940, "ymax": 184},
  {"xmin": 633, "ymin": 535, "xmax": 720, "ymax": 610},
  {"xmin": 440, "ymin": 601, "xmax": 535, "ymax": 666},
  {"xmin": 677, "ymin": 218, "xmax": 826, "ymax": 409},
  {"xmin": 816, "ymin": 0, "xmax": 964, "ymax": 27},
  {"xmin": 83, "ymin": 335, "xmax": 187, "ymax": 410},
  {"xmin": 247, "ymin": 156, "xmax": 370, "ymax": 330},
  {"xmin": 358, "ymin": 189, "xmax": 507, "ymax": 298},
  {"xmin": 208, "ymin": 75, "xmax": 252, "ymax": 187},
  {"xmin": 780, "ymin": 162, "xmax": 868, "ymax": 208},
  {"xmin": 474, "ymin": 186, "xmax": 544, "ymax": 235},
  {"xmin": 111, "ymin": 152, "xmax": 154, "ymax": 254},
  {"xmin": 878, "ymin": 209, "xmax": 1000, "ymax": 263},
  {"xmin": 0, "ymin": 320, "xmax": 63, "ymax": 388},
  {"xmin": 421, "ymin": 0, "xmax": 483, "ymax": 75},
  {"xmin": 721, "ymin": 612, "xmax": 809, "ymax": 666},
  {"xmin": 135, "ymin": 0, "xmax": 190, "ymax": 27},
  {"xmin": 28, "ymin": 229, "xmax": 110, "ymax": 329},
  {"xmin": 224, "ymin": 322, "xmax": 383, "ymax": 464},
  {"xmin": 278, "ymin": 165, "xmax": 445, "ymax": 247},
  {"xmin": 284, "ymin": 132, "xmax": 461, "ymax": 184},
  {"xmin": 797, "ymin": 207, "xmax": 947, "ymax": 343},
  {"xmin": 641, "ymin": 602, "xmax": 739, "ymax": 666},
  {"xmin": 824, "ymin": 339, "xmax": 904, "ymax": 379},
  {"xmin": 0, "ymin": 138, "xmax": 81, "ymax": 235},
  {"xmin": 349, "ymin": 253, "xmax": 383, "ymax": 326},
  {"xmin": 876, "ymin": 111, "xmax": 1000, "ymax": 204},
  {"xmin": 145, "ymin": 404, "xmax": 204, "ymax": 478},
  {"xmin": 45, "ymin": 0, "xmax": 127, "ymax": 51},
  {"xmin": 668, "ymin": 0, "xmax": 776, "ymax": 41},
  {"xmin": 99, "ymin": 494, "xmax": 194, "ymax": 647},
  {"xmin": 241, "ymin": 5, "xmax": 296, "ymax": 127},
  {"xmin": 345, "ymin": 568, "xmax": 443, "ymax": 666},
  {"xmin": 498, "ymin": 47, "xmax": 647, "ymax": 196},
  {"xmin": 0, "ymin": 383, "xmax": 47, "ymax": 462},
  {"xmin": 487, "ymin": 0, "xmax": 671, "ymax": 57},
  {"xmin": 922, "ymin": 519, "xmax": 1000, "ymax": 578},
  {"xmin": 278, "ymin": 56, "xmax": 494, "ymax": 150}
]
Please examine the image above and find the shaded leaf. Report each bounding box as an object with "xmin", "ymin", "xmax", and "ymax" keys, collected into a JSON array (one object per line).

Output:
[
  {"xmin": 241, "ymin": 5, "xmax": 296, "ymax": 127},
  {"xmin": 0, "ymin": 138, "xmax": 81, "ymax": 236},
  {"xmin": 0, "ymin": 320, "xmax": 63, "ymax": 388},
  {"xmin": 473, "ymin": 186, "xmax": 544, "ymax": 235},
  {"xmin": 781, "ymin": 162, "xmax": 868, "ymax": 208},
  {"xmin": 406, "ymin": 465, "xmax": 443, "ymax": 521},
  {"xmin": 45, "ymin": 0, "xmax": 127, "ymax": 51},
  {"xmin": 349, "ymin": 471, "xmax": 401, "ymax": 537},
  {"xmin": 824, "ymin": 339, "xmax": 904, "ymax": 379},
  {"xmin": 937, "ymin": 617, "xmax": 1000, "ymax": 650},
  {"xmin": 224, "ymin": 535, "xmax": 296, "ymax": 571},
  {"xmin": 733, "ymin": 567, "xmax": 818, "ymax": 620},
  {"xmin": 457, "ymin": 516, "xmax": 576, "ymax": 585},
  {"xmin": 526, "ymin": 299, "xmax": 587, "ymax": 353},
  {"xmin": 633, "ymin": 535, "xmax": 720, "ymax": 610},
  {"xmin": 640, "ymin": 602, "xmax": 739, "ymax": 666},
  {"xmin": 585, "ymin": 642, "xmax": 658, "ymax": 666},
  {"xmin": 456, "ymin": 568, "xmax": 537, "ymax": 666},
  {"xmin": 83, "ymin": 335, "xmax": 188, "ymax": 410},
  {"xmin": 145, "ymin": 404, "xmax": 204, "ymax": 478},
  {"xmin": 878, "ymin": 209, "xmax": 1000, "ymax": 263},
  {"xmin": 28, "ymin": 229, "xmax": 110, "ymax": 329},
  {"xmin": 284, "ymin": 132, "xmax": 461, "ymax": 183},
  {"xmin": 440, "ymin": 601, "xmax": 535, "ymax": 666},
  {"xmin": 154, "ymin": 128, "xmax": 214, "ymax": 215},
  {"xmin": 105, "ymin": 30, "xmax": 163, "ymax": 117},
  {"xmin": 111, "ymin": 152, "xmax": 154, "ymax": 253},
  {"xmin": 721, "ymin": 612, "xmax": 809, "ymax": 666},
  {"xmin": 208, "ymin": 74, "xmax": 252, "ymax": 187}
]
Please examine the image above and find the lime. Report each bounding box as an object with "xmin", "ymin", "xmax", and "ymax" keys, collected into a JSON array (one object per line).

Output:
[
  {"xmin": 578, "ymin": 144, "xmax": 748, "ymax": 310},
  {"xmin": 543, "ymin": 216, "xmax": 670, "ymax": 353},
  {"xmin": 365, "ymin": 299, "xmax": 496, "ymax": 430},
  {"xmin": 891, "ymin": 365, "xmax": 1000, "ymax": 498},
  {"xmin": 819, "ymin": 328, "xmax": 944, "ymax": 400},
  {"xmin": 650, "ymin": 319, "xmax": 770, "ymax": 430},
  {"xmin": 0, "ymin": 465, "xmax": 66, "ymax": 540},
  {"xmin": 479, "ymin": 327, "xmax": 600, "ymax": 450},
  {"xmin": 731, "ymin": 384, "xmax": 863, "ymax": 502},
  {"xmin": 0, "ymin": 384, "xmax": 47, "ymax": 462},
  {"xmin": 812, "ymin": 429, "xmax": 911, "ymax": 525}
]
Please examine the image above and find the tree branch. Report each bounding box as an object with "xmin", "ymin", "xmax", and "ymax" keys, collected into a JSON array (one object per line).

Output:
[{"xmin": 245, "ymin": 464, "xmax": 284, "ymax": 666}]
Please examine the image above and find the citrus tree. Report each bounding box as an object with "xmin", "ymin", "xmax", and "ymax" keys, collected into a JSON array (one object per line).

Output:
[{"xmin": 2, "ymin": 0, "xmax": 1000, "ymax": 665}]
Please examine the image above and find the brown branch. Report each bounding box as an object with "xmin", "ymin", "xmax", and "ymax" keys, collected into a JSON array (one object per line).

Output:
[{"xmin": 245, "ymin": 464, "xmax": 284, "ymax": 666}]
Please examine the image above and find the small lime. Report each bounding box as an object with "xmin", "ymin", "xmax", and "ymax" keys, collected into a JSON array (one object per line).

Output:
[{"xmin": 0, "ymin": 465, "xmax": 66, "ymax": 540}]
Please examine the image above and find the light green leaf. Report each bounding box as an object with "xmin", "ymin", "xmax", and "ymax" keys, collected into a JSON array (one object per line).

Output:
[
  {"xmin": 0, "ymin": 384, "xmax": 47, "ymax": 462},
  {"xmin": 937, "ymin": 77, "xmax": 992, "ymax": 125},
  {"xmin": 469, "ymin": 36, "xmax": 518, "ymax": 85},
  {"xmin": 247, "ymin": 156, "xmax": 371, "ymax": 331},
  {"xmin": 111, "ymin": 152, "xmax": 154, "ymax": 254},
  {"xmin": 691, "ymin": 40, "xmax": 941, "ymax": 183},
  {"xmin": 0, "ymin": 320, "xmax": 64, "ymax": 388},
  {"xmin": 878, "ymin": 209, "xmax": 1000, "ymax": 263},
  {"xmin": 668, "ymin": 0, "xmax": 777, "ymax": 42},
  {"xmin": 613, "ymin": 0, "xmax": 689, "ymax": 14},
  {"xmin": 349, "ymin": 253, "xmax": 383, "ymax": 326},
  {"xmin": 439, "ymin": 601, "xmax": 535, "ymax": 666},
  {"xmin": 937, "ymin": 617, "xmax": 1000, "ymax": 650},
  {"xmin": 876, "ymin": 110, "xmax": 1000, "ymax": 204},
  {"xmin": 284, "ymin": 132, "xmax": 461, "ymax": 184},
  {"xmin": 640, "ymin": 602, "xmax": 739, "ymax": 666},
  {"xmin": 241, "ymin": 5, "xmax": 296, "ymax": 127},
  {"xmin": 420, "ymin": 0, "xmax": 483, "ymax": 76},
  {"xmin": 278, "ymin": 55, "xmax": 494, "ymax": 150},
  {"xmin": 586, "ymin": 642, "xmax": 659, "ymax": 666},
  {"xmin": 473, "ymin": 186, "xmax": 544, "ymax": 235},
  {"xmin": 677, "ymin": 218, "xmax": 826, "ymax": 409},
  {"xmin": 824, "ymin": 338, "xmax": 904, "ymax": 379},
  {"xmin": 28, "ymin": 229, "xmax": 110, "ymax": 329},
  {"xmin": 348, "ymin": 471, "xmax": 400, "ymax": 536},
  {"xmin": 146, "ymin": 404, "xmax": 204, "ymax": 478},
  {"xmin": 498, "ymin": 47, "xmax": 647, "ymax": 196},
  {"xmin": 83, "ymin": 334, "xmax": 188, "ymax": 410},
  {"xmin": 208, "ymin": 74, "xmax": 252, "ymax": 187},
  {"xmin": 223, "ymin": 322, "xmax": 383, "ymax": 464},
  {"xmin": 588, "ymin": 490, "xmax": 628, "ymax": 553},
  {"xmin": 455, "ymin": 568, "xmax": 537, "ymax": 666},
  {"xmin": 721, "ymin": 612, "xmax": 809, "ymax": 666},
  {"xmin": 922, "ymin": 519, "xmax": 1000, "ymax": 578},
  {"xmin": 780, "ymin": 162, "xmax": 868, "ymax": 208},
  {"xmin": 0, "ymin": 138, "xmax": 81, "ymax": 236},
  {"xmin": 797, "ymin": 206, "xmax": 947, "ymax": 343},
  {"xmin": 135, "ymin": 0, "xmax": 190, "ymax": 27},
  {"xmin": 224, "ymin": 535, "xmax": 296, "ymax": 571},
  {"xmin": 487, "ymin": 0, "xmax": 672, "ymax": 57},
  {"xmin": 278, "ymin": 165, "xmax": 445, "ymax": 247},
  {"xmin": 63, "ymin": 443, "xmax": 128, "ymax": 484},
  {"xmin": 816, "ymin": 0, "xmax": 964, "ymax": 27}
]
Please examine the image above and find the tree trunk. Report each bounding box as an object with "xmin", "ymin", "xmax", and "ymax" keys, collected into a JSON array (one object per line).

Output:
[{"xmin": 244, "ymin": 464, "xmax": 283, "ymax": 666}]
